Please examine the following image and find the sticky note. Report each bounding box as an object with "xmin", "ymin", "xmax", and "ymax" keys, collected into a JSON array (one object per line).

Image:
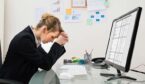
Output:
[
  {"xmin": 66, "ymin": 9, "xmax": 72, "ymax": 15},
  {"xmin": 90, "ymin": 15, "xmax": 94, "ymax": 18},
  {"xmin": 86, "ymin": 19, "xmax": 93, "ymax": 25},
  {"xmin": 96, "ymin": 11, "xmax": 100, "ymax": 14},
  {"xmin": 64, "ymin": 15, "xmax": 69, "ymax": 20},
  {"xmin": 104, "ymin": 0, "xmax": 109, "ymax": 8},
  {"xmin": 96, "ymin": 19, "xmax": 100, "ymax": 22},
  {"xmin": 101, "ymin": 15, "xmax": 105, "ymax": 18}
]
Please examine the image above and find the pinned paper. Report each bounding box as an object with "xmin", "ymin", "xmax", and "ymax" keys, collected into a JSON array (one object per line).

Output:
[
  {"xmin": 87, "ymin": 10, "xmax": 106, "ymax": 23},
  {"xmin": 86, "ymin": 19, "xmax": 93, "ymax": 25},
  {"xmin": 66, "ymin": 9, "xmax": 72, "ymax": 15},
  {"xmin": 90, "ymin": 15, "xmax": 95, "ymax": 18},
  {"xmin": 64, "ymin": 9, "xmax": 81, "ymax": 22},
  {"xmin": 104, "ymin": 0, "xmax": 109, "ymax": 8},
  {"xmin": 101, "ymin": 15, "xmax": 105, "ymax": 18},
  {"xmin": 87, "ymin": 0, "xmax": 108, "ymax": 11},
  {"xmin": 49, "ymin": 0, "xmax": 61, "ymax": 13},
  {"xmin": 96, "ymin": 19, "xmax": 100, "ymax": 22},
  {"xmin": 96, "ymin": 11, "xmax": 100, "ymax": 14}
]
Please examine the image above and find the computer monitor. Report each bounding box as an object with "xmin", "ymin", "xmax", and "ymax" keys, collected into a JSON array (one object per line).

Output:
[{"xmin": 101, "ymin": 7, "xmax": 142, "ymax": 81}]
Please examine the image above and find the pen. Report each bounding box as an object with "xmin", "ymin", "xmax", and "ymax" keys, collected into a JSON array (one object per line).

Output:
[
  {"xmin": 85, "ymin": 50, "xmax": 89, "ymax": 56},
  {"xmin": 90, "ymin": 49, "xmax": 93, "ymax": 55}
]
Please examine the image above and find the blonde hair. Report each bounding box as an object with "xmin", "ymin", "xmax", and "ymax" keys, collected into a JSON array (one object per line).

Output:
[{"xmin": 36, "ymin": 13, "xmax": 63, "ymax": 32}]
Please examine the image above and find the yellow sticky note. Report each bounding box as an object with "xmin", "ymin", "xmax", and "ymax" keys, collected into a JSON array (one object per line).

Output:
[{"xmin": 66, "ymin": 9, "xmax": 72, "ymax": 15}]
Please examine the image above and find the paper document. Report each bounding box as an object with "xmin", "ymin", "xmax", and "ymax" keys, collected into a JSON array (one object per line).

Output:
[
  {"xmin": 60, "ymin": 65, "xmax": 87, "ymax": 75},
  {"xmin": 87, "ymin": 0, "xmax": 106, "ymax": 11}
]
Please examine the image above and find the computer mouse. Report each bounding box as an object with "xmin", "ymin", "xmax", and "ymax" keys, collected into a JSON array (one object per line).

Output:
[{"xmin": 59, "ymin": 72, "xmax": 74, "ymax": 80}]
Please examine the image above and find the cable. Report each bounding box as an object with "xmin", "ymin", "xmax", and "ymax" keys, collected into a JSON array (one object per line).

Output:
[
  {"xmin": 130, "ymin": 69, "xmax": 145, "ymax": 75},
  {"xmin": 130, "ymin": 64, "xmax": 145, "ymax": 75},
  {"xmin": 131, "ymin": 64, "xmax": 145, "ymax": 70}
]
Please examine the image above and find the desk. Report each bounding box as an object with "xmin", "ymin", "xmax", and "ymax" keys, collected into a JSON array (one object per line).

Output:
[{"xmin": 29, "ymin": 64, "xmax": 145, "ymax": 84}]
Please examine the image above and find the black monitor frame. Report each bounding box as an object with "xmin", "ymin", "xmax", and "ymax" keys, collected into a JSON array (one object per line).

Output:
[{"xmin": 104, "ymin": 7, "xmax": 142, "ymax": 72}]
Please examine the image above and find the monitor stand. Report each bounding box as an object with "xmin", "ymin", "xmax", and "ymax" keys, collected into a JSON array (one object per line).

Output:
[{"xmin": 100, "ymin": 69, "xmax": 137, "ymax": 81}]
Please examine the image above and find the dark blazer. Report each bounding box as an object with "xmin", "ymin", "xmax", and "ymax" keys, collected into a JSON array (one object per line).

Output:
[{"xmin": 0, "ymin": 26, "xmax": 66, "ymax": 84}]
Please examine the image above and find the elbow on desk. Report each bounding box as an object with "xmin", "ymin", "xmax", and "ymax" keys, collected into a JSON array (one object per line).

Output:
[
  {"xmin": 43, "ymin": 67, "xmax": 51, "ymax": 71},
  {"xmin": 39, "ymin": 65, "xmax": 52, "ymax": 71},
  {"xmin": 39, "ymin": 62, "xmax": 55, "ymax": 71}
]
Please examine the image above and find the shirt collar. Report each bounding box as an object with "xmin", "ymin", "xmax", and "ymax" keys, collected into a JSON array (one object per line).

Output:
[{"xmin": 30, "ymin": 26, "xmax": 41, "ymax": 47}]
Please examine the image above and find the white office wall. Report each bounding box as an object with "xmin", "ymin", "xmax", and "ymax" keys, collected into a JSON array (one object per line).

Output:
[
  {"xmin": 0, "ymin": 0, "xmax": 4, "ymax": 61},
  {"xmin": 4, "ymin": 0, "xmax": 145, "ymax": 70}
]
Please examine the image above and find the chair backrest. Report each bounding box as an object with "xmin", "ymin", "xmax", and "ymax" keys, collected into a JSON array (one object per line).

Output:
[
  {"xmin": 0, "ymin": 79, "xmax": 23, "ymax": 84},
  {"xmin": 29, "ymin": 69, "xmax": 60, "ymax": 84},
  {"xmin": 0, "ymin": 41, "xmax": 2, "ymax": 66}
]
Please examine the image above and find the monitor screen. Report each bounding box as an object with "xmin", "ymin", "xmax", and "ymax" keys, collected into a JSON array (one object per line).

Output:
[{"xmin": 105, "ymin": 7, "xmax": 142, "ymax": 72}]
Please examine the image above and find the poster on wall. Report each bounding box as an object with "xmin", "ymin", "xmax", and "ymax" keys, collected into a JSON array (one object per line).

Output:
[
  {"xmin": 87, "ymin": 0, "xmax": 109, "ymax": 11},
  {"xmin": 63, "ymin": 8, "xmax": 81, "ymax": 22},
  {"xmin": 86, "ymin": 10, "xmax": 106, "ymax": 25},
  {"xmin": 50, "ymin": 0, "xmax": 61, "ymax": 13},
  {"xmin": 71, "ymin": 0, "xmax": 87, "ymax": 8}
]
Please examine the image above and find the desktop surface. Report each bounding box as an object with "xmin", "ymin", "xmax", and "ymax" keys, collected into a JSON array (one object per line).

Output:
[
  {"xmin": 58, "ymin": 64, "xmax": 145, "ymax": 84},
  {"xmin": 29, "ymin": 64, "xmax": 145, "ymax": 84}
]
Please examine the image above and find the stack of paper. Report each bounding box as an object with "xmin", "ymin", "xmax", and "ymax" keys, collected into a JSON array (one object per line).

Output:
[{"xmin": 60, "ymin": 65, "xmax": 87, "ymax": 75}]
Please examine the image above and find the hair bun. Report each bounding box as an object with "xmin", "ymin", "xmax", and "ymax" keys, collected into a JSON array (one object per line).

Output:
[{"xmin": 41, "ymin": 13, "xmax": 52, "ymax": 20}]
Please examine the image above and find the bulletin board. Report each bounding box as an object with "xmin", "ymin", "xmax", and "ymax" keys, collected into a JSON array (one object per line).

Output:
[
  {"xmin": 35, "ymin": 0, "xmax": 109, "ymax": 25},
  {"xmin": 35, "ymin": 0, "xmax": 110, "ymax": 60}
]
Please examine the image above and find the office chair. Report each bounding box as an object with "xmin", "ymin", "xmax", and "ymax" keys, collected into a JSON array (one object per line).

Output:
[
  {"xmin": 0, "ymin": 41, "xmax": 2, "ymax": 67},
  {"xmin": 0, "ymin": 41, "xmax": 23, "ymax": 84},
  {"xmin": 29, "ymin": 69, "xmax": 60, "ymax": 84},
  {"xmin": 0, "ymin": 79, "xmax": 23, "ymax": 84}
]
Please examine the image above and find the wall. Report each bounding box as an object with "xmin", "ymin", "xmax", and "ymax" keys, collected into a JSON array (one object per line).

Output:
[
  {"xmin": 4, "ymin": 0, "xmax": 145, "ymax": 71},
  {"xmin": 0, "ymin": 0, "xmax": 4, "ymax": 61},
  {"xmin": 4, "ymin": 0, "xmax": 110, "ymax": 60}
]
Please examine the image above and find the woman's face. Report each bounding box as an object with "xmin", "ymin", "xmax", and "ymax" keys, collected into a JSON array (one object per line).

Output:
[{"xmin": 41, "ymin": 27, "xmax": 60, "ymax": 43}]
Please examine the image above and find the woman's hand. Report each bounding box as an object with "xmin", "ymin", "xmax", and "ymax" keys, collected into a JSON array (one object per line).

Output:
[{"xmin": 55, "ymin": 32, "xmax": 69, "ymax": 46}]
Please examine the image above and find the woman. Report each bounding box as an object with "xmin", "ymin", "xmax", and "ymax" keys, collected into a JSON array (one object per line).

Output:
[{"xmin": 0, "ymin": 13, "xmax": 68, "ymax": 84}]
